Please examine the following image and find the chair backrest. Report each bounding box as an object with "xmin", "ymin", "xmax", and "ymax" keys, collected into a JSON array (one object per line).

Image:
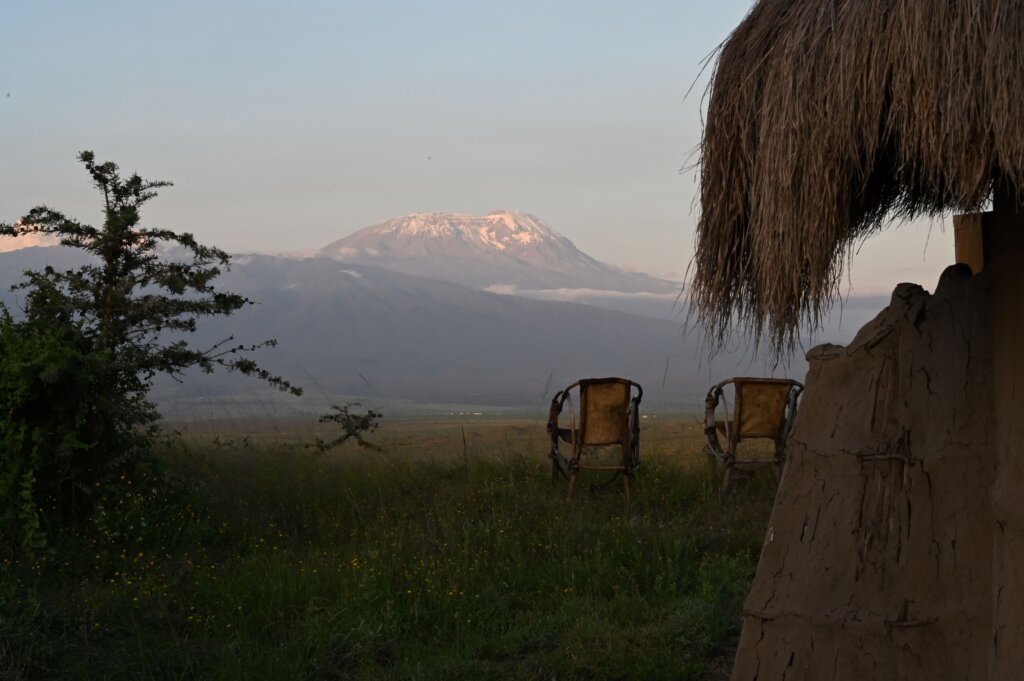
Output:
[
  {"xmin": 549, "ymin": 377, "xmax": 642, "ymax": 447},
  {"xmin": 732, "ymin": 378, "xmax": 798, "ymax": 443},
  {"xmin": 578, "ymin": 378, "xmax": 632, "ymax": 446}
]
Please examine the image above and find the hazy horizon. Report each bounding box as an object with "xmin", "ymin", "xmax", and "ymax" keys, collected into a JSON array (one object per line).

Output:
[{"xmin": 2, "ymin": 1, "xmax": 957, "ymax": 299}]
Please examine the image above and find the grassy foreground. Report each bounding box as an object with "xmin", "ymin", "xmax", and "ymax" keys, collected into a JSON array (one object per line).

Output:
[{"xmin": 1, "ymin": 418, "xmax": 775, "ymax": 680}]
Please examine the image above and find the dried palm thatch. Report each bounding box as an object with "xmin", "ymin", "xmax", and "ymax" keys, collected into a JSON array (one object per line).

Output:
[{"xmin": 692, "ymin": 0, "xmax": 1024, "ymax": 351}]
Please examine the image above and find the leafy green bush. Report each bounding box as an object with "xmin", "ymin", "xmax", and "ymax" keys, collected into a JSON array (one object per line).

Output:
[
  {"xmin": 0, "ymin": 306, "xmax": 105, "ymax": 551},
  {"xmin": 0, "ymin": 152, "xmax": 300, "ymax": 553}
]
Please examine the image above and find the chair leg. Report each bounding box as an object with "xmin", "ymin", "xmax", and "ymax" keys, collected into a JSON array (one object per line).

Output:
[
  {"xmin": 566, "ymin": 469, "xmax": 579, "ymax": 501},
  {"xmin": 623, "ymin": 472, "xmax": 632, "ymax": 501},
  {"xmin": 721, "ymin": 463, "xmax": 733, "ymax": 498},
  {"xmin": 552, "ymin": 458, "xmax": 560, "ymax": 485},
  {"xmin": 705, "ymin": 451, "xmax": 719, "ymax": 478}
]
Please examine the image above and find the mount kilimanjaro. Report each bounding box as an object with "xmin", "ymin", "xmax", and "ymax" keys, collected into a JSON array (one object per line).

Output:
[
  {"xmin": 319, "ymin": 210, "xmax": 681, "ymax": 301},
  {"xmin": 0, "ymin": 211, "xmax": 868, "ymax": 415}
]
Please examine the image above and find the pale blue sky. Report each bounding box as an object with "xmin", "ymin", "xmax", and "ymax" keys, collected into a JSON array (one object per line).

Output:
[{"xmin": 2, "ymin": 1, "xmax": 951, "ymax": 291}]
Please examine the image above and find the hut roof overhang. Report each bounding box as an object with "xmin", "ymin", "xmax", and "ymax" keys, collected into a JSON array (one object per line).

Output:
[{"xmin": 692, "ymin": 0, "xmax": 1024, "ymax": 350}]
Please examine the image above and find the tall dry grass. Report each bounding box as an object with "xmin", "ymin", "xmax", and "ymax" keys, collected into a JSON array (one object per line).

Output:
[{"xmin": 1, "ymin": 418, "xmax": 775, "ymax": 680}]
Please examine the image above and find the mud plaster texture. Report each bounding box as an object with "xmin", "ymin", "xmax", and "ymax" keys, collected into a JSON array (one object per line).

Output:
[{"xmin": 731, "ymin": 266, "xmax": 995, "ymax": 680}]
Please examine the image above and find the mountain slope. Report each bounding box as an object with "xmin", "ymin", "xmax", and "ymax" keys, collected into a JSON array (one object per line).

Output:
[
  {"xmin": 176, "ymin": 255, "xmax": 700, "ymax": 408},
  {"xmin": 0, "ymin": 246, "xmax": 881, "ymax": 413},
  {"xmin": 0, "ymin": 248, "xmax": 703, "ymax": 409}
]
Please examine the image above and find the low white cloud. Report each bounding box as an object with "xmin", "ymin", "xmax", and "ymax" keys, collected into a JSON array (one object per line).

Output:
[
  {"xmin": 516, "ymin": 287, "xmax": 683, "ymax": 303},
  {"xmin": 483, "ymin": 284, "xmax": 518, "ymax": 295}
]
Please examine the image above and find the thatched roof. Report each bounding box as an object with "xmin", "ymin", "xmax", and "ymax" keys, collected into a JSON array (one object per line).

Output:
[{"xmin": 692, "ymin": 0, "xmax": 1024, "ymax": 350}]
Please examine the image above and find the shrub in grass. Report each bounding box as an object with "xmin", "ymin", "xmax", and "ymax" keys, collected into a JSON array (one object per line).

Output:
[{"xmin": 0, "ymin": 152, "xmax": 299, "ymax": 554}]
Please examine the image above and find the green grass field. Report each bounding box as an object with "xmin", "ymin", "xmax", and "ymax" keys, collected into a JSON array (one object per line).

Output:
[{"xmin": 1, "ymin": 417, "xmax": 776, "ymax": 680}]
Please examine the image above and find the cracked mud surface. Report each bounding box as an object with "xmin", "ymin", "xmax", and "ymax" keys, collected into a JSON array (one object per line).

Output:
[{"xmin": 731, "ymin": 267, "xmax": 995, "ymax": 680}]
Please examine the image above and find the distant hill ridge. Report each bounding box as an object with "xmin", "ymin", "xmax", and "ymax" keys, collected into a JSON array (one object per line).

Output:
[{"xmin": 0, "ymin": 245, "xmax": 705, "ymax": 410}]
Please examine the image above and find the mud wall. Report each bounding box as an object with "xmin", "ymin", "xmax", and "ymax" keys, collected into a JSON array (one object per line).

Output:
[
  {"xmin": 731, "ymin": 267, "xmax": 995, "ymax": 680},
  {"xmin": 988, "ymin": 197, "xmax": 1024, "ymax": 680}
]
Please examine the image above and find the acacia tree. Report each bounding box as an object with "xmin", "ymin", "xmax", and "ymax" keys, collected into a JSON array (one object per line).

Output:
[{"xmin": 0, "ymin": 151, "xmax": 300, "ymax": 533}]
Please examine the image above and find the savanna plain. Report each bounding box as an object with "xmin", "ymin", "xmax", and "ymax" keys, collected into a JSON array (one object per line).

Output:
[{"xmin": 1, "ymin": 415, "xmax": 776, "ymax": 680}]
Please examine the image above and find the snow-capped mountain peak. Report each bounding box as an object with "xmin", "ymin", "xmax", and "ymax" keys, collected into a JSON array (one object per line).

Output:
[
  {"xmin": 317, "ymin": 210, "xmax": 679, "ymax": 295},
  {"xmin": 362, "ymin": 210, "xmax": 558, "ymax": 252},
  {"xmin": 0, "ymin": 224, "xmax": 60, "ymax": 253}
]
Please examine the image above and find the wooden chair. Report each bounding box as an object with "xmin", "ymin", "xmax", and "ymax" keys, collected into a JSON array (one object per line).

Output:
[
  {"xmin": 547, "ymin": 377, "xmax": 642, "ymax": 501},
  {"xmin": 704, "ymin": 377, "xmax": 803, "ymax": 495}
]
